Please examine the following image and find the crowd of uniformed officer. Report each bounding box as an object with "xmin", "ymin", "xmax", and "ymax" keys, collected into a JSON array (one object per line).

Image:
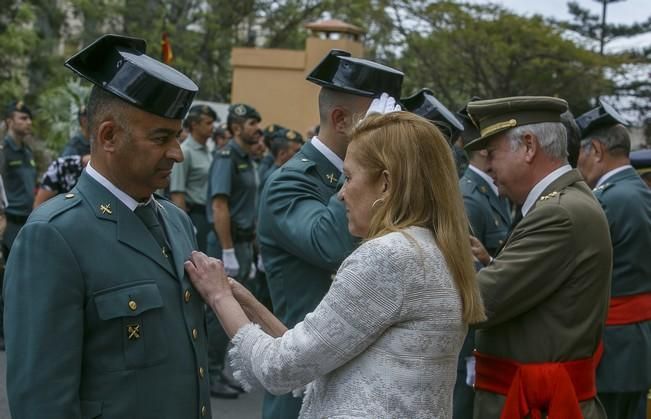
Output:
[{"xmin": 0, "ymin": 31, "xmax": 650, "ymax": 419}]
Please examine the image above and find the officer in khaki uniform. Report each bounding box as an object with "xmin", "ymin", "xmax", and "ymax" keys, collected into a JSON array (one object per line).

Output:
[
  {"xmin": 257, "ymin": 50, "xmax": 403, "ymax": 419},
  {"xmin": 3, "ymin": 35, "xmax": 212, "ymax": 419},
  {"xmin": 577, "ymin": 100, "xmax": 651, "ymax": 419},
  {"xmin": 466, "ymin": 96, "xmax": 612, "ymax": 419}
]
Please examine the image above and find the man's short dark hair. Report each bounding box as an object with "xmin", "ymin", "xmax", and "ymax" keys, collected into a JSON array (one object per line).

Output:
[{"xmin": 87, "ymin": 85, "xmax": 128, "ymax": 143}]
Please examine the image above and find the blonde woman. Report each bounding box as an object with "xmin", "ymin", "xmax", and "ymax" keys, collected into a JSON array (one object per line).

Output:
[{"xmin": 186, "ymin": 111, "xmax": 486, "ymax": 418}]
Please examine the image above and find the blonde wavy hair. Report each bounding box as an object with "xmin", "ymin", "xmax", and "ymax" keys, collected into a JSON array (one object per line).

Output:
[{"xmin": 349, "ymin": 111, "xmax": 486, "ymax": 324}]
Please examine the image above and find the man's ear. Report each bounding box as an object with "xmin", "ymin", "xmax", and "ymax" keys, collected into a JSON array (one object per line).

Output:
[
  {"xmin": 522, "ymin": 133, "xmax": 538, "ymax": 163},
  {"xmin": 96, "ymin": 120, "xmax": 119, "ymax": 152},
  {"xmin": 331, "ymin": 107, "xmax": 348, "ymax": 134}
]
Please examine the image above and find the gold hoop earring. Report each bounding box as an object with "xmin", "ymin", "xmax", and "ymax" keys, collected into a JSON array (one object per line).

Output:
[{"xmin": 371, "ymin": 198, "xmax": 385, "ymax": 209}]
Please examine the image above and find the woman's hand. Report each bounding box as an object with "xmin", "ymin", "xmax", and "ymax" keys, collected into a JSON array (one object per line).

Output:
[
  {"xmin": 184, "ymin": 251, "xmax": 232, "ymax": 305},
  {"xmin": 228, "ymin": 277, "xmax": 258, "ymax": 308}
]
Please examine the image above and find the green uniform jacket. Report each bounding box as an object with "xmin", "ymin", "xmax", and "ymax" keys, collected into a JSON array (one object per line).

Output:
[
  {"xmin": 257, "ymin": 140, "xmax": 356, "ymax": 419},
  {"xmin": 593, "ymin": 167, "xmax": 651, "ymax": 392},
  {"xmin": 257, "ymin": 141, "xmax": 355, "ymax": 328},
  {"xmin": 459, "ymin": 168, "xmax": 511, "ymax": 256},
  {"xmin": 3, "ymin": 172, "xmax": 212, "ymax": 419},
  {"xmin": 474, "ymin": 170, "xmax": 612, "ymax": 419}
]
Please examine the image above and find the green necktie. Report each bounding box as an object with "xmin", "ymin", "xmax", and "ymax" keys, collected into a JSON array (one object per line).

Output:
[{"xmin": 134, "ymin": 201, "xmax": 173, "ymax": 263}]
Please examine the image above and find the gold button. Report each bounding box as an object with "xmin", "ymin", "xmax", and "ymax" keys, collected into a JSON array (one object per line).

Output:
[
  {"xmin": 192, "ymin": 328, "xmax": 198, "ymax": 340},
  {"xmin": 184, "ymin": 289, "xmax": 191, "ymax": 303},
  {"xmin": 201, "ymin": 405, "xmax": 207, "ymax": 416},
  {"xmin": 128, "ymin": 300, "xmax": 137, "ymax": 311},
  {"xmin": 199, "ymin": 367, "xmax": 204, "ymax": 379}
]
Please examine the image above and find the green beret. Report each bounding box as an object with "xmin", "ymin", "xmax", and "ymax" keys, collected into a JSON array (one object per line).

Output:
[
  {"xmin": 228, "ymin": 103, "xmax": 261, "ymax": 122},
  {"xmin": 465, "ymin": 96, "xmax": 568, "ymax": 151}
]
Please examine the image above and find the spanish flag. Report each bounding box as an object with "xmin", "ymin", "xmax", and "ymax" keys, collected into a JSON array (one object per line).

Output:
[{"xmin": 161, "ymin": 32, "xmax": 173, "ymax": 64}]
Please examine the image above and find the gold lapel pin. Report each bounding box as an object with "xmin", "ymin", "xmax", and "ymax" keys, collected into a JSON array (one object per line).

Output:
[{"xmin": 99, "ymin": 203, "xmax": 112, "ymax": 215}]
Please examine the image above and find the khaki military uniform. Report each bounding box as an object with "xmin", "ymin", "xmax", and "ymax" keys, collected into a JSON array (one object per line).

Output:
[{"xmin": 474, "ymin": 170, "xmax": 612, "ymax": 419}]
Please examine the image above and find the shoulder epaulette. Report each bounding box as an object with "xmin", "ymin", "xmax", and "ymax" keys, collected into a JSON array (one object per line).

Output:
[
  {"xmin": 30, "ymin": 192, "xmax": 82, "ymax": 222},
  {"xmin": 282, "ymin": 156, "xmax": 316, "ymax": 174},
  {"xmin": 593, "ymin": 183, "xmax": 614, "ymax": 194}
]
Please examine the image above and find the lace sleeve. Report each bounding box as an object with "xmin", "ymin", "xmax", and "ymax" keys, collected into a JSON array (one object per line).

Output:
[{"xmin": 228, "ymin": 239, "xmax": 405, "ymax": 395}]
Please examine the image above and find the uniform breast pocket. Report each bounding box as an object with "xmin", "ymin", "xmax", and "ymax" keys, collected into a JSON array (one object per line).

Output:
[{"xmin": 94, "ymin": 281, "xmax": 169, "ymax": 368}]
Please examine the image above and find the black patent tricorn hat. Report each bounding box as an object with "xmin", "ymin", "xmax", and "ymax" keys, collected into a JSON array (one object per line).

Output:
[
  {"xmin": 575, "ymin": 97, "xmax": 629, "ymax": 138},
  {"xmin": 306, "ymin": 50, "xmax": 403, "ymax": 99},
  {"xmin": 65, "ymin": 34, "xmax": 198, "ymax": 119},
  {"xmin": 401, "ymin": 89, "xmax": 464, "ymax": 141}
]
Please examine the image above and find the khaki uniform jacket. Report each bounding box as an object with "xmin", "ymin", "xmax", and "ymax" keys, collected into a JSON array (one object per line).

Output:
[
  {"xmin": 3, "ymin": 172, "xmax": 212, "ymax": 419},
  {"xmin": 473, "ymin": 169, "xmax": 612, "ymax": 419}
]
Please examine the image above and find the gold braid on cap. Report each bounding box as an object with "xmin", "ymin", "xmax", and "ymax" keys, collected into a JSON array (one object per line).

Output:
[{"xmin": 480, "ymin": 119, "xmax": 517, "ymax": 138}]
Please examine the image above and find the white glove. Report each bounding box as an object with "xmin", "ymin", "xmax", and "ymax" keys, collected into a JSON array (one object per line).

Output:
[
  {"xmin": 257, "ymin": 253, "xmax": 266, "ymax": 273},
  {"xmin": 248, "ymin": 262, "xmax": 256, "ymax": 280},
  {"xmin": 364, "ymin": 92, "xmax": 402, "ymax": 118},
  {"xmin": 222, "ymin": 248, "xmax": 240, "ymax": 277}
]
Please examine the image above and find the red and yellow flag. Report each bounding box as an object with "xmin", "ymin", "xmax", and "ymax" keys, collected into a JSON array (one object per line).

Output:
[{"xmin": 161, "ymin": 32, "xmax": 173, "ymax": 64}]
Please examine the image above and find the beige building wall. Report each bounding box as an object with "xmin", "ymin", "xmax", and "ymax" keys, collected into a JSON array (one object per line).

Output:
[{"xmin": 231, "ymin": 23, "xmax": 365, "ymax": 136}]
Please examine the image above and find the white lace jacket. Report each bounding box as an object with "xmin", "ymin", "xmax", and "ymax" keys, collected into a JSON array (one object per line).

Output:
[{"xmin": 230, "ymin": 226, "xmax": 466, "ymax": 418}]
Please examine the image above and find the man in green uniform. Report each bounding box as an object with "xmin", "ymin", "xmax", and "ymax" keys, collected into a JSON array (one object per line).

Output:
[
  {"xmin": 61, "ymin": 105, "xmax": 91, "ymax": 156},
  {"xmin": 1, "ymin": 100, "xmax": 37, "ymax": 258},
  {"xmin": 577, "ymin": 99, "xmax": 651, "ymax": 419},
  {"xmin": 466, "ymin": 96, "xmax": 612, "ymax": 419},
  {"xmin": 257, "ymin": 49, "xmax": 403, "ymax": 419},
  {"xmin": 260, "ymin": 127, "xmax": 303, "ymax": 187},
  {"xmin": 170, "ymin": 104, "xmax": 218, "ymax": 252},
  {"xmin": 3, "ymin": 34, "xmax": 212, "ymax": 419},
  {"xmin": 204, "ymin": 103, "xmax": 261, "ymax": 399}
]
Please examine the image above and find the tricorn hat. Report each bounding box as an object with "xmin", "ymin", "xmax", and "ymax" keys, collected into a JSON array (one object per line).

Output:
[
  {"xmin": 306, "ymin": 50, "xmax": 403, "ymax": 99},
  {"xmin": 401, "ymin": 89, "xmax": 464, "ymax": 142},
  {"xmin": 65, "ymin": 34, "xmax": 198, "ymax": 119},
  {"xmin": 575, "ymin": 98, "xmax": 628, "ymax": 138}
]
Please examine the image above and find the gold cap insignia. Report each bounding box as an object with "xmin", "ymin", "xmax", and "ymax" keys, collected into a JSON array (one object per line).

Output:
[
  {"xmin": 234, "ymin": 105, "xmax": 247, "ymax": 116},
  {"xmin": 286, "ymin": 130, "xmax": 296, "ymax": 140}
]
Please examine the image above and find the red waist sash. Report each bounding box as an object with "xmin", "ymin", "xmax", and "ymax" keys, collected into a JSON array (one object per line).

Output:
[
  {"xmin": 606, "ymin": 292, "xmax": 651, "ymax": 326},
  {"xmin": 474, "ymin": 347, "xmax": 602, "ymax": 419}
]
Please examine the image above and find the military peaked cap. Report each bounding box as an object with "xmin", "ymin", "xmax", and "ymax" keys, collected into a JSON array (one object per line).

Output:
[
  {"xmin": 307, "ymin": 49, "xmax": 403, "ymax": 99},
  {"xmin": 630, "ymin": 149, "xmax": 651, "ymax": 171},
  {"xmin": 187, "ymin": 104, "xmax": 219, "ymax": 122},
  {"xmin": 401, "ymin": 89, "xmax": 463, "ymax": 142},
  {"xmin": 465, "ymin": 96, "xmax": 568, "ymax": 151},
  {"xmin": 5, "ymin": 100, "xmax": 32, "ymax": 119},
  {"xmin": 575, "ymin": 98, "xmax": 628, "ymax": 138},
  {"xmin": 65, "ymin": 34, "xmax": 198, "ymax": 119},
  {"xmin": 228, "ymin": 103, "xmax": 261, "ymax": 122},
  {"xmin": 456, "ymin": 97, "xmax": 482, "ymax": 146}
]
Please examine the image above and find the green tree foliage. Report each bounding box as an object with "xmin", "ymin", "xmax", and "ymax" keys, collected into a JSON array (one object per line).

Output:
[
  {"xmin": 0, "ymin": 2, "xmax": 38, "ymax": 101},
  {"xmin": 393, "ymin": 1, "xmax": 614, "ymax": 115},
  {"xmin": 559, "ymin": 0, "xmax": 651, "ymax": 127},
  {"xmin": 1, "ymin": 0, "xmax": 647, "ymax": 151}
]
